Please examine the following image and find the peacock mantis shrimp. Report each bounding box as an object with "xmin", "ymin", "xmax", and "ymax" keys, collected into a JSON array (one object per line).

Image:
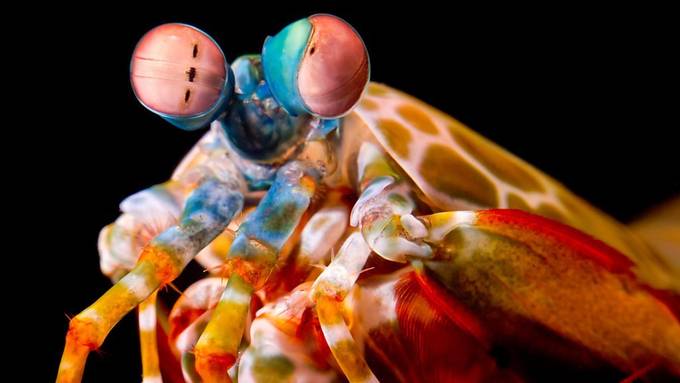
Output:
[{"xmin": 57, "ymin": 14, "xmax": 680, "ymax": 383}]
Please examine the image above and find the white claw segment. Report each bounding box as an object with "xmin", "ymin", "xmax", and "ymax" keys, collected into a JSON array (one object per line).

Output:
[
  {"xmin": 312, "ymin": 232, "xmax": 371, "ymax": 299},
  {"xmin": 350, "ymin": 176, "xmax": 394, "ymax": 227},
  {"xmin": 400, "ymin": 214, "xmax": 428, "ymax": 239},
  {"xmin": 369, "ymin": 236, "xmax": 432, "ymax": 262},
  {"xmin": 426, "ymin": 211, "xmax": 476, "ymax": 242},
  {"xmin": 356, "ymin": 142, "xmax": 385, "ymax": 182}
]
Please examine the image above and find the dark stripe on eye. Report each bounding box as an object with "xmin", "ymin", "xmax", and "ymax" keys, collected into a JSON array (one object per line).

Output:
[
  {"xmin": 193, "ymin": 44, "xmax": 198, "ymax": 58},
  {"xmin": 187, "ymin": 67, "xmax": 197, "ymax": 82},
  {"xmin": 185, "ymin": 89, "xmax": 191, "ymax": 102}
]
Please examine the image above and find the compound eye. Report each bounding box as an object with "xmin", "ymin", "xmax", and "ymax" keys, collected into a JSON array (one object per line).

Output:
[
  {"xmin": 130, "ymin": 23, "xmax": 227, "ymax": 117},
  {"xmin": 297, "ymin": 15, "xmax": 369, "ymax": 118}
]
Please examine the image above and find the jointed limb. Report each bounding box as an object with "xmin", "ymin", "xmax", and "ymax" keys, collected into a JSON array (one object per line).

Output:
[
  {"xmin": 57, "ymin": 177, "xmax": 244, "ymax": 383},
  {"xmin": 313, "ymin": 233, "xmax": 378, "ymax": 383},
  {"xmin": 311, "ymin": 142, "xmax": 425, "ymax": 382},
  {"xmin": 271, "ymin": 189, "xmax": 350, "ymax": 294},
  {"xmin": 98, "ymin": 182, "xmax": 186, "ymax": 383},
  {"xmin": 194, "ymin": 161, "xmax": 320, "ymax": 382}
]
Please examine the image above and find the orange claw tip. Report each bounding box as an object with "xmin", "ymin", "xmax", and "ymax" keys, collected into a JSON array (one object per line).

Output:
[
  {"xmin": 298, "ymin": 14, "xmax": 370, "ymax": 118},
  {"xmin": 130, "ymin": 23, "xmax": 228, "ymax": 118}
]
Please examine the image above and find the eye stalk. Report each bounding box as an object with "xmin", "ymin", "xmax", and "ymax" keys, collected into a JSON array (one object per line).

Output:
[
  {"xmin": 262, "ymin": 14, "xmax": 369, "ymax": 119},
  {"xmin": 130, "ymin": 23, "xmax": 233, "ymax": 131}
]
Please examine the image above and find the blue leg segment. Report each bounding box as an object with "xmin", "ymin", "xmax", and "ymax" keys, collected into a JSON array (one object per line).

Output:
[
  {"xmin": 226, "ymin": 161, "xmax": 319, "ymax": 286},
  {"xmin": 194, "ymin": 161, "xmax": 319, "ymax": 381}
]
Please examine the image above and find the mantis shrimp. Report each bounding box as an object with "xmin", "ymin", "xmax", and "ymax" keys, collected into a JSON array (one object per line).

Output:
[{"xmin": 57, "ymin": 14, "xmax": 680, "ymax": 383}]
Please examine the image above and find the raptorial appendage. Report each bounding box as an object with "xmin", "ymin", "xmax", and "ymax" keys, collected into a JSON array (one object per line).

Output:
[{"xmin": 59, "ymin": 12, "xmax": 679, "ymax": 383}]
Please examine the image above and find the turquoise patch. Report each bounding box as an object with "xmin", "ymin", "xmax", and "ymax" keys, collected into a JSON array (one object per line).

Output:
[{"xmin": 261, "ymin": 18, "xmax": 312, "ymax": 116}]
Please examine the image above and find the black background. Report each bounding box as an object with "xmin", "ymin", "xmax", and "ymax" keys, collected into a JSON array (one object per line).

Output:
[{"xmin": 40, "ymin": 3, "xmax": 678, "ymax": 382}]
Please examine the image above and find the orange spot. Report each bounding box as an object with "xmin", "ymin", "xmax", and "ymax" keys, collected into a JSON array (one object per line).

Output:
[
  {"xmin": 67, "ymin": 317, "xmax": 101, "ymax": 350},
  {"xmin": 360, "ymin": 98, "xmax": 379, "ymax": 110},
  {"xmin": 377, "ymin": 119, "xmax": 411, "ymax": 158},
  {"xmin": 367, "ymin": 83, "xmax": 389, "ymax": 96},
  {"xmin": 299, "ymin": 174, "xmax": 317, "ymax": 195},
  {"xmin": 139, "ymin": 246, "xmax": 181, "ymax": 283},
  {"xmin": 420, "ymin": 144, "xmax": 498, "ymax": 207},
  {"xmin": 507, "ymin": 193, "xmax": 531, "ymax": 211},
  {"xmin": 397, "ymin": 104, "xmax": 438, "ymax": 134},
  {"xmin": 447, "ymin": 124, "xmax": 545, "ymax": 192},
  {"xmin": 536, "ymin": 203, "xmax": 567, "ymax": 223},
  {"xmin": 224, "ymin": 254, "xmax": 274, "ymax": 288}
]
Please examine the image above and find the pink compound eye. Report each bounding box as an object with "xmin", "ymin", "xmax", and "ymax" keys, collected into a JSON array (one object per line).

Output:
[
  {"xmin": 297, "ymin": 15, "xmax": 369, "ymax": 118},
  {"xmin": 130, "ymin": 23, "xmax": 227, "ymax": 117}
]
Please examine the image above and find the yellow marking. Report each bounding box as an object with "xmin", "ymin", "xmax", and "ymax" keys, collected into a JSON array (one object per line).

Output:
[
  {"xmin": 507, "ymin": 193, "xmax": 531, "ymax": 211},
  {"xmin": 139, "ymin": 329, "xmax": 160, "ymax": 378},
  {"xmin": 252, "ymin": 355, "xmax": 295, "ymax": 383},
  {"xmin": 299, "ymin": 174, "xmax": 317, "ymax": 195},
  {"xmin": 377, "ymin": 119, "xmax": 411, "ymax": 158},
  {"xmin": 86, "ymin": 262, "xmax": 159, "ymax": 346},
  {"xmin": 317, "ymin": 297, "xmax": 376, "ymax": 382},
  {"xmin": 367, "ymin": 83, "xmax": 389, "ymax": 96},
  {"xmin": 195, "ymin": 274, "xmax": 253, "ymax": 375},
  {"xmin": 420, "ymin": 144, "xmax": 498, "ymax": 207},
  {"xmin": 331, "ymin": 339, "xmax": 374, "ymax": 382},
  {"xmin": 361, "ymin": 157, "xmax": 399, "ymax": 186},
  {"xmin": 397, "ymin": 104, "xmax": 438, "ymax": 134},
  {"xmin": 58, "ymin": 260, "xmax": 163, "ymax": 383},
  {"xmin": 139, "ymin": 245, "xmax": 183, "ymax": 284},
  {"xmin": 314, "ymin": 280, "xmax": 349, "ymax": 305},
  {"xmin": 447, "ymin": 124, "xmax": 545, "ymax": 192},
  {"xmin": 209, "ymin": 230, "xmax": 235, "ymax": 260},
  {"xmin": 224, "ymin": 243, "xmax": 278, "ymax": 287},
  {"xmin": 139, "ymin": 293, "xmax": 160, "ymax": 381},
  {"xmin": 360, "ymin": 98, "xmax": 379, "ymax": 110},
  {"xmin": 536, "ymin": 203, "xmax": 567, "ymax": 223}
]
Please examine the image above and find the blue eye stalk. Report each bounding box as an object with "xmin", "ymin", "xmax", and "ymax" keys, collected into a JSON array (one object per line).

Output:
[{"xmin": 131, "ymin": 15, "xmax": 369, "ymax": 164}]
